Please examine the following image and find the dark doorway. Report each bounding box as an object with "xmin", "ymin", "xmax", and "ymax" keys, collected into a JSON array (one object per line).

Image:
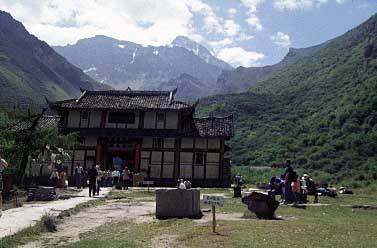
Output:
[{"xmin": 101, "ymin": 137, "xmax": 141, "ymax": 172}]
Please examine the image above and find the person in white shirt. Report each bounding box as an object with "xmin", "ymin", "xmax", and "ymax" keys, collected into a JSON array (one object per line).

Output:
[
  {"xmin": 179, "ymin": 179, "xmax": 186, "ymax": 189},
  {"xmin": 112, "ymin": 169, "xmax": 120, "ymax": 186},
  {"xmin": 0, "ymin": 156, "xmax": 9, "ymax": 217}
]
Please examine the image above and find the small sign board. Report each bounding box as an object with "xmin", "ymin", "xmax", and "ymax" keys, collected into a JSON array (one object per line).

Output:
[
  {"xmin": 143, "ymin": 180, "xmax": 154, "ymax": 185},
  {"xmin": 203, "ymin": 195, "xmax": 224, "ymax": 207}
]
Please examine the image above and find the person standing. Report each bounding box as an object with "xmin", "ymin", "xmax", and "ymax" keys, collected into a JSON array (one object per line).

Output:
[
  {"xmin": 88, "ymin": 165, "xmax": 98, "ymax": 197},
  {"xmin": 291, "ymin": 172, "xmax": 301, "ymax": 204},
  {"xmin": 112, "ymin": 169, "xmax": 120, "ymax": 187},
  {"xmin": 95, "ymin": 165, "xmax": 102, "ymax": 195},
  {"xmin": 282, "ymin": 159, "xmax": 294, "ymax": 204},
  {"xmin": 122, "ymin": 167, "xmax": 131, "ymax": 190},
  {"xmin": 74, "ymin": 163, "xmax": 83, "ymax": 189},
  {"xmin": 0, "ymin": 156, "xmax": 9, "ymax": 217},
  {"xmin": 50, "ymin": 169, "xmax": 60, "ymax": 189}
]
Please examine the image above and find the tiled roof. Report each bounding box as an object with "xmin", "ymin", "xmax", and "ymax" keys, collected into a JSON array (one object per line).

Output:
[
  {"xmin": 9, "ymin": 116, "xmax": 60, "ymax": 132},
  {"xmin": 9, "ymin": 114, "xmax": 234, "ymax": 138},
  {"xmin": 193, "ymin": 115, "xmax": 234, "ymax": 138},
  {"xmin": 50, "ymin": 89, "xmax": 192, "ymax": 111}
]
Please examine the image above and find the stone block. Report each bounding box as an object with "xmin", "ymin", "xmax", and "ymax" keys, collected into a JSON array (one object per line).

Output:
[
  {"xmin": 156, "ymin": 189, "xmax": 201, "ymax": 219},
  {"xmin": 27, "ymin": 187, "xmax": 57, "ymax": 201},
  {"xmin": 242, "ymin": 191, "xmax": 279, "ymax": 219}
]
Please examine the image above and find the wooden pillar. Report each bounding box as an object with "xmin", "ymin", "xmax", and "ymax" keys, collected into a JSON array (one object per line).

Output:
[
  {"xmin": 139, "ymin": 111, "xmax": 145, "ymax": 129},
  {"xmin": 71, "ymin": 147, "xmax": 75, "ymax": 176},
  {"xmin": 95, "ymin": 143, "xmax": 102, "ymax": 165},
  {"xmin": 219, "ymin": 139, "xmax": 225, "ymax": 181},
  {"xmin": 174, "ymin": 138, "xmax": 181, "ymax": 179},
  {"xmin": 100, "ymin": 111, "xmax": 107, "ymax": 128},
  {"xmin": 135, "ymin": 143, "xmax": 141, "ymax": 172},
  {"xmin": 64, "ymin": 111, "xmax": 68, "ymax": 128}
]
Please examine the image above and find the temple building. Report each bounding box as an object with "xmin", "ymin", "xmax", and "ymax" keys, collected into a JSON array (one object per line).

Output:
[{"xmin": 48, "ymin": 88, "xmax": 234, "ymax": 187}]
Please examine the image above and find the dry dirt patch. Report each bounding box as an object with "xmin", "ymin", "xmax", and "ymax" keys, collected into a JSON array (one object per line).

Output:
[{"xmin": 19, "ymin": 201, "xmax": 155, "ymax": 248}]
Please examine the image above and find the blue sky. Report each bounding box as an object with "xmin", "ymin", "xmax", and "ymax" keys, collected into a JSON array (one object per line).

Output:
[{"xmin": 0, "ymin": 0, "xmax": 376, "ymax": 67}]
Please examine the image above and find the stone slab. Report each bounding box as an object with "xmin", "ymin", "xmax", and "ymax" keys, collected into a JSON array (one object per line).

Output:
[{"xmin": 156, "ymin": 189, "xmax": 201, "ymax": 219}]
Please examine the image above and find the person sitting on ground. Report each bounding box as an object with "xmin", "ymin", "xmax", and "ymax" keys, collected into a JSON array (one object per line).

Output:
[
  {"xmin": 268, "ymin": 176, "xmax": 283, "ymax": 200},
  {"xmin": 88, "ymin": 165, "xmax": 98, "ymax": 197},
  {"xmin": 0, "ymin": 156, "xmax": 9, "ymax": 217}
]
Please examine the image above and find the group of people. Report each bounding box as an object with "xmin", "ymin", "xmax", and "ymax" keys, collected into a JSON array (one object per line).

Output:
[
  {"xmin": 73, "ymin": 164, "xmax": 132, "ymax": 197},
  {"xmin": 49, "ymin": 169, "xmax": 68, "ymax": 189},
  {"xmin": 177, "ymin": 179, "xmax": 192, "ymax": 189},
  {"xmin": 268, "ymin": 159, "xmax": 318, "ymax": 204}
]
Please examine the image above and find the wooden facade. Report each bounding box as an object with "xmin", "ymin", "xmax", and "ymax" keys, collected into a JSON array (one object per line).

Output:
[{"xmin": 49, "ymin": 89, "xmax": 234, "ymax": 187}]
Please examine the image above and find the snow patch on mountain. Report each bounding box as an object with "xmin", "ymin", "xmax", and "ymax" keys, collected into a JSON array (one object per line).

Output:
[
  {"xmin": 130, "ymin": 49, "xmax": 137, "ymax": 64},
  {"xmin": 84, "ymin": 67, "xmax": 97, "ymax": 73}
]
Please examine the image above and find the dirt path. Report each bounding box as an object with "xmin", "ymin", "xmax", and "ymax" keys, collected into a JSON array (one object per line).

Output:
[
  {"xmin": 19, "ymin": 201, "xmax": 155, "ymax": 248},
  {"xmin": 0, "ymin": 188, "xmax": 111, "ymax": 239}
]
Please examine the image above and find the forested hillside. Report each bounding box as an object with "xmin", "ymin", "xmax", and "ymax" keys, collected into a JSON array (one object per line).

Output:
[
  {"xmin": 0, "ymin": 11, "xmax": 108, "ymax": 109},
  {"xmin": 197, "ymin": 14, "xmax": 377, "ymax": 187}
]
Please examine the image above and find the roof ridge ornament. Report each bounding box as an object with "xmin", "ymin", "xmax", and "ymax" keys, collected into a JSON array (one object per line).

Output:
[
  {"xmin": 169, "ymin": 88, "xmax": 177, "ymax": 104},
  {"xmin": 76, "ymin": 90, "xmax": 87, "ymax": 103}
]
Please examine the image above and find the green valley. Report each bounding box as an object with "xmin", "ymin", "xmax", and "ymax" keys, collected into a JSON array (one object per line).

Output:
[{"xmin": 197, "ymin": 14, "xmax": 377, "ymax": 188}]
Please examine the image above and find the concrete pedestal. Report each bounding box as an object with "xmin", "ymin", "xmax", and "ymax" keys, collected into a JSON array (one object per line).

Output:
[{"xmin": 156, "ymin": 189, "xmax": 201, "ymax": 219}]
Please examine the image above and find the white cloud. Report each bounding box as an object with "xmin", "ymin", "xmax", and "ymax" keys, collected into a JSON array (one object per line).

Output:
[
  {"xmin": 207, "ymin": 38, "xmax": 234, "ymax": 51},
  {"xmin": 245, "ymin": 14, "xmax": 263, "ymax": 31},
  {"xmin": 274, "ymin": 0, "xmax": 315, "ymax": 10},
  {"xmin": 241, "ymin": 0, "xmax": 265, "ymax": 13},
  {"xmin": 228, "ymin": 8, "xmax": 237, "ymax": 17},
  {"xmin": 0, "ymin": 0, "xmax": 203, "ymax": 46},
  {"xmin": 184, "ymin": 0, "xmax": 224, "ymax": 33},
  {"xmin": 240, "ymin": 0, "xmax": 264, "ymax": 30},
  {"xmin": 223, "ymin": 19, "xmax": 241, "ymax": 37},
  {"xmin": 217, "ymin": 47, "xmax": 264, "ymax": 67},
  {"xmin": 271, "ymin": 31, "xmax": 291, "ymax": 47},
  {"xmin": 273, "ymin": 0, "xmax": 345, "ymax": 11},
  {"xmin": 236, "ymin": 33, "xmax": 254, "ymax": 41}
]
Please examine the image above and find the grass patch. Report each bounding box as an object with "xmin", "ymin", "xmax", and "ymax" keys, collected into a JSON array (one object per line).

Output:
[
  {"xmin": 106, "ymin": 189, "xmax": 155, "ymax": 201},
  {"xmin": 63, "ymin": 189, "xmax": 377, "ymax": 248}
]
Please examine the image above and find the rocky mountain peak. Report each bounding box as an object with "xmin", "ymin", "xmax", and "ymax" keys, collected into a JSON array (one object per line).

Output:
[{"xmin": 171, "ymin": 36, "xmax": 232, "ymax": 70}]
